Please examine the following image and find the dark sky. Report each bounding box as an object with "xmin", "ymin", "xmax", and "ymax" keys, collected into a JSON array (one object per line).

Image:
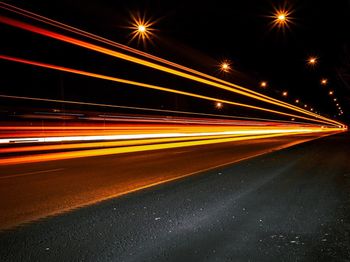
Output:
[{"xmin": 1, "ymin": 0, "xmax": 350, "ymax": 122}]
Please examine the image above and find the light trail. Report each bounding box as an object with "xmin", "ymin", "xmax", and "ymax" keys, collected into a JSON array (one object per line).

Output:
[
  {"xmin": 0, "ymin": 2, "xmax": 333, "ymax": 124},
  {"xmin": 0, "ymin": 134, "xmax": 251, "ymax": 154},
  {"xmin": 0, "ymin": 127, "xmax": 332, "ymax": 144},
  {"xmin": 0, "ymin": 130, "xmax": 341, "ymax": 166},
  {"xmin": 0, "ymin": 14, "xmax": 343, "ymax": 127},
  {"xmin": 0, "ymin": 55, "xmax": 339, "ymax": 126},
  {"xmin": 0, "ymin": 94, "xmax": 320, "ymax": 126}
]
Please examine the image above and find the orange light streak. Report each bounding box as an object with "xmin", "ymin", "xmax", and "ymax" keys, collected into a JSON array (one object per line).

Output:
[
  {"xmin": 0, "ymin": 54, "xmax": 339, "ymax": 126},
  {"xmin": 0, "ymin": 3, "xmax": 313, "ymax": 120},
  {"xmin": 0, "ymin": 15, "xmax": 343, "ymax": 127},
  {"xmin": 0, "ymin": 127, "xmax": 331, "ymax": 144},
  {"xmin": 0, "ymin": 134, "xmax": 242, "ymax": 154},
  {"xmin": 0, "ymin": 94, "xmax": 318, "ymax": 126},
  {"xmin": 0, "ymin": 130, "xmax": 342, "ymax": 166}
]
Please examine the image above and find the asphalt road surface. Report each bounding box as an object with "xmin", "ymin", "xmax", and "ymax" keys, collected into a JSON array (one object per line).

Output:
[
  {"xmin": 0, "ymin": 133, "xmax": 332, "ymax": 229},
  {"xmin": 0, "ymin": 132, "xmax": 349, "ymax": 261}
]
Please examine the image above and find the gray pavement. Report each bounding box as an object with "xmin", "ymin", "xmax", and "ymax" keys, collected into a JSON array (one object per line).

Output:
[{"xmin": 0, "ymin": 132, "xmax": 349, "ymax": 261}]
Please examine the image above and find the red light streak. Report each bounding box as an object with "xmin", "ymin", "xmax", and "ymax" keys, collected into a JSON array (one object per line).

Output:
[
  {"xmin": 0, "ymin": 13, "xmax": 343, "ymax": 127},
  {"xmin": 0, "ymin": 54, "xmax": 341, "ymax": 127}
]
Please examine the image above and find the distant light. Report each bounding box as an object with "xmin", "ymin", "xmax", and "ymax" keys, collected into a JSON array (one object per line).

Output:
[
  {"xmin": 222, "ymin": 63, "xmax": 229, "ymax": 71},
  {"xmin": 138, "ymin": 24, "xmax": 146, "ymax": 33},
  {"xmin": 311, "ymin": 108, "xmax": 314, "ymax": 111},
  {"xmin": 282, "ymin": 91, "xmax": 288, "ymax": 97},
  {"xmin": 270, "ymin": 6, "xmax": 293, "ymax": 30},
  {"xmin": 295, "ymin": 99, "xmax": 299, "ymax": 103},
  {"xmin": 291, "ymin": 118, "xmax": 295, "ymax": 121},
  {"xmin": 321, "ymin": 78, "xmax": 328, "ymax": 85},
  {"xmin": 308, "ymin": 57, "xmax": 317, "ymax": 66},
  {"xmin": 129, "ymin": 12, "xmax": 156, "ymax": 45},
  {"xmin": 260, "ymin": 81, "xmax": 267, "ymax": 88},
  {"xmin": 278, "ymin": 14, "xmax": 286, "ymax": 21},
  {"xmin": 336, "ymin": 103, "xmax": 339, "ymax": 106},
  {"xmin": 216, "ymin": 102, "xmax": 223, "ymax": 109},
  {"xmin": 329, "ymin": 90, "xmax": 334, "ymax": 95},
  {"xmin": 220, "ymin": 61, "xmax": 231, "ymax": 73},
  {"xmin": 333, "ymin": 98, "xmax": 337, "ymax": 101},
  {"xmin": 304, "ymin": 104, "xmax": 308, "ymax": 108}
]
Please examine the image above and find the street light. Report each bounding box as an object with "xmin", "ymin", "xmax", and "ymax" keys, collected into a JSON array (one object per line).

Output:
[
  {"xmin": 321, "ymin": 78, "xmax": 328, "ymax": 85},
  {"xmin": 220, "ymin": 61, "xmax": 231, "ymax": 73},
  {"xmin": 260, "ymin": 81, "xmax": 267, "ymax": 88},
  {"xmin": 329, "ymin": 90, "xmax": 334, "ymax": 95},
  {"xmin": 333, "ymin": 98, "xmax": 337, "ymax": 101},
  {"xmin": 295, "ymin": 99, "xmax": 299, "ymax": 103},
  {"xmin": 282, "ymin": 91, "xmax": 288, "ymax": 97},
  {"xmin": 270, "ymin": 6, "xmax": 292, "ymax": 29},
  {"xmin": 138, "ymin": 24, "xmax": 146, "ymax": 33},
  {"xmin": 129, "ymin": 13, "xmax": 156, "ymax": 45},
  {"xmin": 216, "ymin": 102, "xmax": 223, "ymax": 109},
  {"xmin": 307, "ymin": 56, "xmax": 317, "ymax": 66}
]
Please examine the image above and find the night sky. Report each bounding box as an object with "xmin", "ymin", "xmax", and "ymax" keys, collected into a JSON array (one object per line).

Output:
[{"xmin": 1, "ymin": 0, "xmax": 349, "ymax": 122}]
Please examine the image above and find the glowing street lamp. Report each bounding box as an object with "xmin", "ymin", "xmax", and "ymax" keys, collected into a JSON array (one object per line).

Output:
[
  {"xmin": 304, "ymin": 104, "xmax": 308, "ymax": 108},
  {"xmin": 321, "ymin": 78, "xmax": 328, "ymax": 85},
  {"xmin": 278, "ymin": 13, "xmax": 286, "ymax": 22},
  {"xmin": 308, "ymin": 57, "xmax": 317, "ymax": 66},
  {"xmin": 333, "ymin": 98, "xmax": 337, "ymax": 102},
  {"xmin": 129, "ymin": 13, "xmax": 156, "ymax": 45},
  {"xmin": 216, "ymin": 102, "xmax": 223, "ymax": 109},
  {"xmin": 220, "ymin": 61, "xmax": 231, "ymax": 73},
  {"xmin": 295, "ymin": 99, "xmax": 299, "ymax": 103},
  {"xmin": 282, "ymin": 91, "xmax": 288, "ymax": 97},
  {"xmin": 138, "ymin": 24, "xmax": 146, "ymax": 33},
  {"xmin": 270, "ymin": 6, "xmax": 293, "ymax": 30},
  {"xmin": 260, "ymin": 81, "xmax": 267, "ymax": 88},
  {"xmin": 329, "ymin": 90, "xmax": 334, "ymax": 95}
]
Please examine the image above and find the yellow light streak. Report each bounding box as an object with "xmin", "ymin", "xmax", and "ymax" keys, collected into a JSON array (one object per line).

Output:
[
  {"xmin": 0, "ymin": 2, "xmax": 317, "ymax": 120},
  {"xmin": 0, "ymin": 3, "xmax": 340, "ymax": 128},
  {"xmin": 0, "ymin": 130, "xmax": 342, "ymax": 166},
  {"xmin": 0, "ymin": 94, "xmax": 316, "ymax": 126},
  {"xmin": 0, "ymin": 54, "xmax": 340, "ymax": 126},
  {"xmin": 0, "ymin": 134, "xmax": 242, "ymax": 154},
  {"xmin": 1, "ymin": 124, "xmax": 343, "ymax": 142},
  {"xmin": 0, "ymin": 15, "xmax": 342, "ymax": 127}
]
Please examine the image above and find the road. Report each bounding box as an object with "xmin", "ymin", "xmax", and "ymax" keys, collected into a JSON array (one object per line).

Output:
[
  {"xmin": 0, "ymin": 132, "xmax": 349, "ymax": 261},
  {"xmin": 0, "ymin": 132, "xmax": 334, "ymax": 230}
]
